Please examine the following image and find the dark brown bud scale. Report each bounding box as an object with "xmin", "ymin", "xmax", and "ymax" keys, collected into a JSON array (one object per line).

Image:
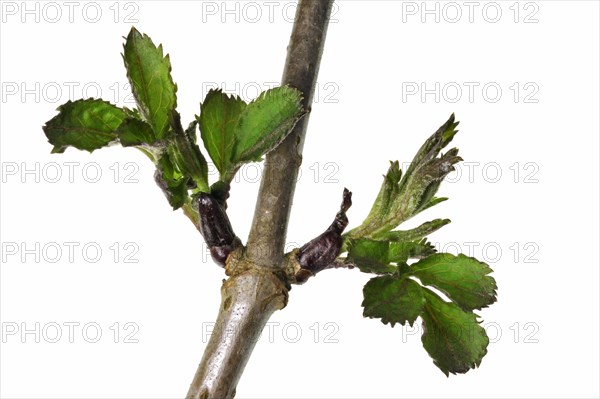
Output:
[
  {"xmin": 297, "ymin": 188, "xmax": 352, "ymax": 275},
  {"xmin": 198, "ymin": 192, "xmax": 235, "ymax": 247},
  {"xmin": 298, "ymin": 231, "xmax": 343, "ymax": 273},
  {"xmin": 198, "ymin": 192, "xmax": 238, "ymax": 266}
]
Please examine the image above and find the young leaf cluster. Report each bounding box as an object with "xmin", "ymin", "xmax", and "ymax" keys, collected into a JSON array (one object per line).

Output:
[
  {"xmin": 198, "ymin": 87, "xmax": 304, "ymax": 182},
  {"xmin": 43, "ymin": 27, "xmax": 304, "ymax": 216},
  {"xmin": 341, "ymin": 115, "xmax": 497, "ymax": 376},
  {"xmin": 346, "ymin": 114, "xmax": 461, "ymax": 240}
]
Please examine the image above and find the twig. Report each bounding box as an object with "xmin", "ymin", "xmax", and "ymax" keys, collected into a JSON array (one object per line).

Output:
[{"xmin": 186, "ymin": 1, "xmax": 334, "ymax": 398}]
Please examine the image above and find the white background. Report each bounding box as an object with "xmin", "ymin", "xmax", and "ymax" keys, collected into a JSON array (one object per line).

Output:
[{"xmin": 1, "ymin": 1, "xmax": 599, "ymax": 398}]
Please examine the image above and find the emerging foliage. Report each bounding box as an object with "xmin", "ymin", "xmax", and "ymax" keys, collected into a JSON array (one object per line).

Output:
[
  {"xmin": 232, "ymin": 86, "xmax": 304, "ymax": 164},
  {"xmin": 44, "ymin": 99, "xmax": 125, "ymax": 153},
  {"xmin": 346, "ymin": 114, "xmax": 461, "ymax": 240},
  {"xmin": 123, "ymin": 27, "xmax": 177, "ymax": 139},
  {"xmin": 198, "ymin": 87, "xmax": 304, "ymax": 182},
  {"xmin": 338, "ymin": 114, "xmax": 497, "ymax": 375},
  {"xmin": 117, "ymin": 118, "xmax": 157, "ymax": 147},
  {"xmin": 379, "ymin": 218, "xmax": 450, "ymax": 242},
  {"xmin": 43, "ymin": 28, "xmax": 303, "ymax": 214},
  {"xmin": 198, "ymin": 90, "xmax": 246, "ymax": 179},
  {"xmin": 155, "ymin": 152, "xmax": 189, "ymax": 209},
  {"xmin": 168, "ymin": 113, "xmax": 209, "ymax": 193}
]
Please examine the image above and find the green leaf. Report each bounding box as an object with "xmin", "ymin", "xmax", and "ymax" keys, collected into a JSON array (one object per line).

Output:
[
  {"xmin": 368, "ymin": 161, "xmax": 402, "ymax": 224},
  {"xmin": 379, "ymin": 219, "xmax": 451, "ymax": 242},
  {"xmin": 350, "ymin": 161, "xmax": 402, "ymax": 238},
  {"xmin": 362, "ymin": 275, "xmax": 425, "ymax": 327},
  {"xmin": 123, "ymin": 107, "xmax": 141, "ymax": 119},
  {"xmin": 388, "ymin": 239, "xmax": 436, "ymax": 262},
  {"xmin": 378, "ymin": 149, "xmax": 461, "ymax": 235},
  {"xmin": 421, "ymin": 289, "xmax": 489, "ymax": 376},
  {"xmin": 43, "ymin": 99, "xmax": 126, "ymax": 153},
  {"xmin": 347, "ymin": 239, "xmax": 397, "ymax": 274},
  {"xmin": 123, "ymin": 27, "xmax": 177, "ymax": 139},
  {"xmin": 411, "ymin": 253, "xmax": 497, "ymax": 311},
  {"xmin": 406, "ymin": 148, "xmax": 462, "ymax": 216},
  {"xmin": 399, "ymin": 113, "xmax": 459, "ymax": 193},
  {"xmin": 116, "ymin": 118, "xmax": 156, "ymax": 147},
  {"xmin": 198, "ymin": 89, "xmax": 247, "ymax": 177},
  {"xmin": 418, "ymin": 197, "xmax": 448, "ymax": 213},
  {"xmin": 168, "ymin": 111, "xmax": 209, "ymax": 193},
  {"xmin": 232, "ymin": 86, "xmax": 303, "ymax": 163},
  {"xmin": 347, "ymin": 238, "xmax": 435, "ymax": 273},
  {"xmin": 347, "ymin": 115, "xmax": 460, "ymax": 239},
  {"xmin": 154, "ymin": 152, "xmax": 189, "ymax": 210}
]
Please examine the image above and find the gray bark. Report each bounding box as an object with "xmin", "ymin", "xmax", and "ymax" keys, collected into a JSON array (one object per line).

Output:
[{"xmin": 246, "ymin": 0, "xmax": 334, "ymax": 266}]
